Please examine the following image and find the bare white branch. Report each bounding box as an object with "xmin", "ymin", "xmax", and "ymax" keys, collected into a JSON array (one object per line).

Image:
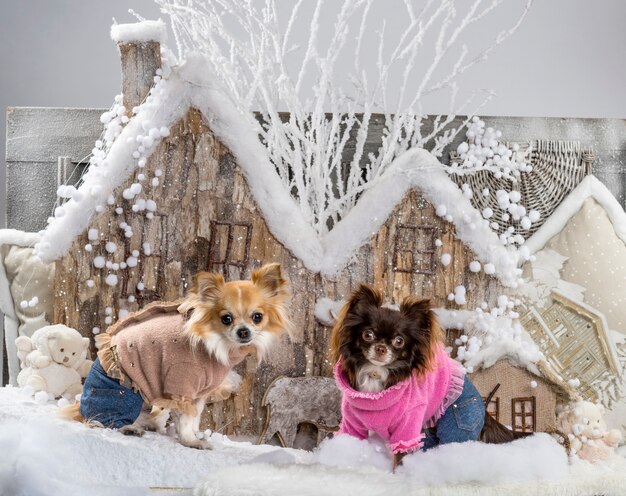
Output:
[{"xmin": 155, "ymin": 0, "xmax": 532, "ymax": 234}]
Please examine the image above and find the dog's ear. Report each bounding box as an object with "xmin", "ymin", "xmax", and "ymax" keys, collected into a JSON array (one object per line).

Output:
[
  {"xmin": 348, "ymin": 284, "xmax": 383, "ymax": 311},
  {"xmin": 401, "ymin": 296, "xmax": 443, "ymax": 372},
  {"xmin": 252, "ymin": 263, "xmax": 288, "ymax": 299},
  {"xmin": 330, "ymin": 285, "xmax": 381, "ymax": 364},
  {"xmin": 330, "ymin": 304, "xmax": 351, "ymax": 364},
  {"xmin": 193, "ymin": 271, "xmax": 225, "ymax": 303},
  {"xmin": 400, "ymin": 296, "xmax": 432, "ymax": 320}
]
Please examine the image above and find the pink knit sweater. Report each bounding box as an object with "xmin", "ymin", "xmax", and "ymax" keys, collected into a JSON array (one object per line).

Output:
[{"xmin": 335, "ymin": 346, "xmax": 465, "ymax": 453}]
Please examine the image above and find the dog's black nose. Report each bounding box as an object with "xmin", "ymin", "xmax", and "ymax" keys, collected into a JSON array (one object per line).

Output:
[
  {"xmin": 236, "ymin": 327, "xmax": 252, "ymax": 342},
  {"xmin": 375, "ymin": 344, "xmax": 387, "ymax": 355}
]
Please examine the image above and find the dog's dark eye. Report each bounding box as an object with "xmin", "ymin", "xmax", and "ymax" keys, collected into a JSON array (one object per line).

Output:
[
  {"xmin": 251, "ymin": 312, "xmax": 263, "ymax": 324},
  {"xmin": 60, "ymin": 348, "xmax": 65, "ymax": 352},
  {"xmin": 362, "ymin": 330, "xmax": 375, "ymax": 342},
  {"xmin": 392, "ymin": 336, "xmax": 405, "ymax": 348},
  {"xmin": 221, "ymin": 314, "xmax": 233, "ymax": 325}
]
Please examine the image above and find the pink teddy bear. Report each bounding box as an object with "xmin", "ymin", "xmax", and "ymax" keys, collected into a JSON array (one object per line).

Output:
[{"xmin": 557, "ymin": 400, "xmax": 622, "ymax": 462}]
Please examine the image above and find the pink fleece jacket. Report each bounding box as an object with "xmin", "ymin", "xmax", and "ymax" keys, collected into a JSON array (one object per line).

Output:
[{"xmin": 334, "ymin": 346, "xmax": 465, "ymax": 453}]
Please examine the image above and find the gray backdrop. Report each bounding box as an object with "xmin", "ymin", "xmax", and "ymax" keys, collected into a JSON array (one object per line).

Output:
[{"xmin": 2, "ymin": 0, "xmax": 626, "ymax": 228}]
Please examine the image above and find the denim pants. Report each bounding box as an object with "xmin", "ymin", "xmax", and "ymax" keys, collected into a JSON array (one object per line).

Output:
[
  {"xmin": 421, "ymin": 375, "xmax": 485, "ymax": 450},
  {"xmin": 80, "ymin": 358, "xmax": 144, "ymax": 428}
]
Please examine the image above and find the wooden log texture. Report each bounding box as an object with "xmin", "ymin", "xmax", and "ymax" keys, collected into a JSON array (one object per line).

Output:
[
  {"xmin": 118, "ymin": 41, "xmax": 162, "ymax": 114},
  {"xmin": 54, "ymin": 108, "xmax": 504, "ymax": 437}
]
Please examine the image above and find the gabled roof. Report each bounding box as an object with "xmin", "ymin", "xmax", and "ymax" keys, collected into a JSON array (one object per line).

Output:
[
  {"xmin": 36, "ymin": 54, "xmax": 520, "ymax": 284},
  {"xmin": 524, "ymin": 175, "xmax": 626, "ymax": 256},
  {"xmin": 521, "ymin": 289, "xmax": 619, "ymax": 402}
]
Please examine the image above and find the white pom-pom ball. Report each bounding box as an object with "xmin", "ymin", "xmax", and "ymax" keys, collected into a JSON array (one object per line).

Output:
[
  {"xmin": 469, "ymin": 261, "xmax": 481, "ymax": 273},
  {"xmin": 34, "ymin": 391, "xmax": 49, "ymax": 405},
  {"xmin": 483, "ymin": 263, "xmax": 496, "ymax": 275},
  {"xmin": 568, "ymin": 378, "xmax": 581, "ymax": 388},
  {"xmin": 130, "ymin": 183, "xmax": 142, "ymax": 195},
  {"xmin": 529, "ymin": 210, "xmax": 541, "ymax": 222}
]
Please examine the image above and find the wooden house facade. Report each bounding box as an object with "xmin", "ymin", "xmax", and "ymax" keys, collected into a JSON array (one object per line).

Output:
[
  {"xmin": 52, "ymin": 38, "xmax": 508, "ymax": 437},
  {"xmin": 469, "ymin": 359, "xmax": 568, "ymax": 433}
]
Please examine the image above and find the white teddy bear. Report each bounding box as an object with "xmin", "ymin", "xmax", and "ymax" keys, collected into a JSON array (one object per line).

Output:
[
  {"xmin": 15, "ymin": 324, "xmax": 93, "ymax": 400},
  {"xmin": 557, "ymin": 400, "xmax": 623, "ymax": 462}
]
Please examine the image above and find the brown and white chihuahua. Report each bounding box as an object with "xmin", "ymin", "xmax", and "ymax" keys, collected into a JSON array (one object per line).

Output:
[{"xmin": 63, "ymin": 263, "xmax": 289, "ymax": 449}]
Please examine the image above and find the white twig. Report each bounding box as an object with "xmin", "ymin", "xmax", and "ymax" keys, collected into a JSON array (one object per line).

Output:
[{"xmin": 155, "ymin": 0, "xmax": 532, "ymax": 234}]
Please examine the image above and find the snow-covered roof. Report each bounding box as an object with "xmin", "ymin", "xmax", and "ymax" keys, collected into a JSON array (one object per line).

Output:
[
  {"xmin": 524, "ymin": 175, "xmax": 626, "ymax": 256},
  {"xmin": 434, "ymin": 306, "xmax": 541, "ymax": 375},
  {"xmin": 35, "ymin": 54, "xmax": 520, "ymax": 285}
]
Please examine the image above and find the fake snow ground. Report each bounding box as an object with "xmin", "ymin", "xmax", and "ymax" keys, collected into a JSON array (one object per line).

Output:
[{"xmin": 1, "ymin": 388, "xmax": 625, "ymax": 496}]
